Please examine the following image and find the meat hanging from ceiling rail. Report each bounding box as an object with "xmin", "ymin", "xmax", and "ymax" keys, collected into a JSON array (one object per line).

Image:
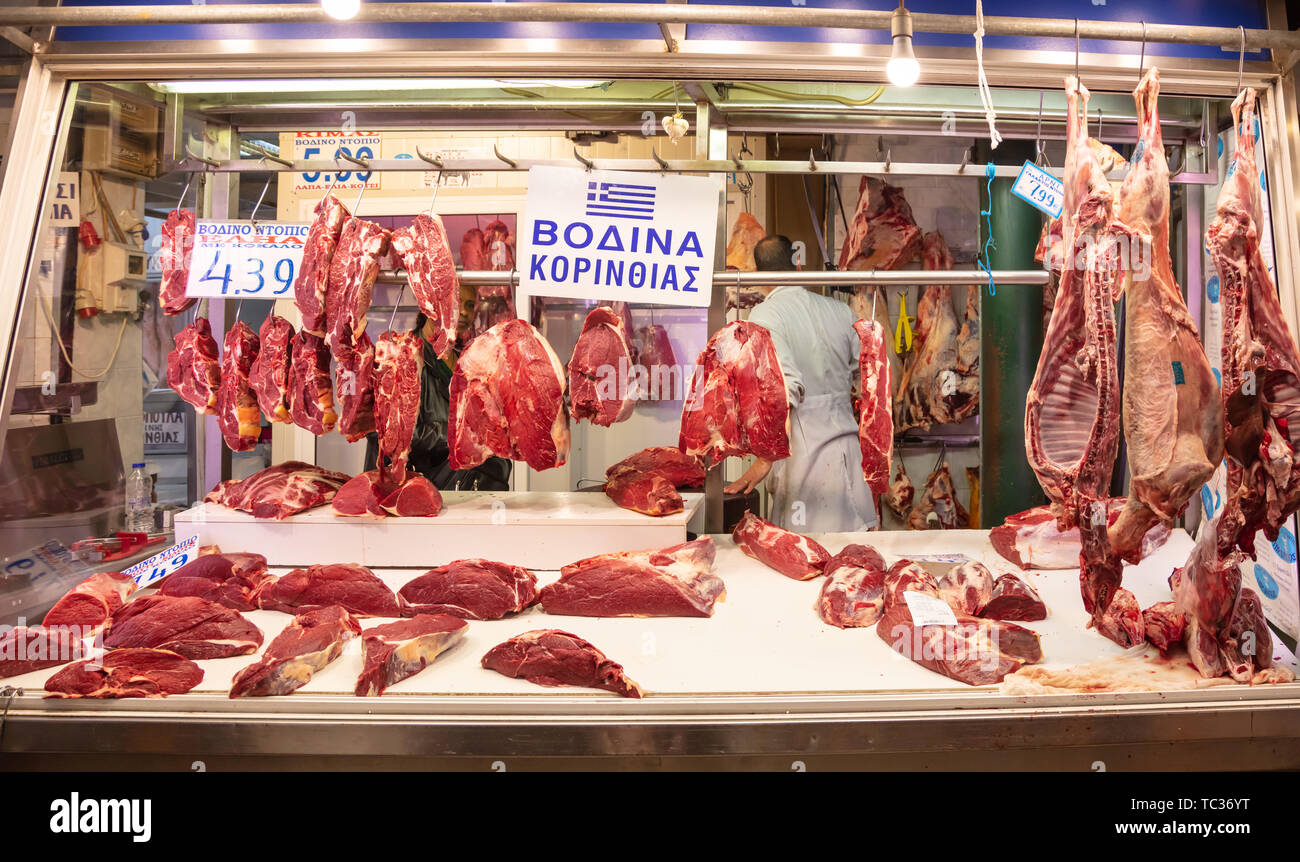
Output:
[
  {"xmin": 1175, "ymin": 86, "xmax": 1300, "ymax": 681},
  {"xmin": 373, "ymin": 330, "xmax": 424, "ymax": 483},
  {"xmin": 248, "ymin": 314, "xmax": 294, "ymax": 424},
  {"xmin": 167, "ymin": 316, "xmax": 221, "ymax": 415},
  {"xmin": 838, "ymin": 176, "xmax": 923, "ymax": 272},
  {"xmin": 725, "ymin": 211, "xmax": 767, "ymax": 310},
  {"xmin": 293, "ymin": 192, "xmax": 349, "ymax": 336},
  {"xmin": 334, "ymin": 331, "xmax": 378, "ymax": 443},
  {"xmin": 853, "ymin": 317, "xmax": 893, "ymax": 495},
  {"xmin": 1024, "ymin": 76, "xmax": 1145, "ymax": 645},
  {"xmin": 159, "ymin": 208, "xmax": 196, "ymax": 316},
  {"xmin": 391, "ymin": 212, "xmax": 459, "ymax": 356},
  {"xmin": 634, "ymin": 323, "xmax": 678, "ymax": 400},
  {"xmin": 286, "ymin": 331, "xmax": 337, "ymax": 435},
  {"xmin": 906, "ymin": 460, "xmax": 970, "ymax": 530},
  {"xmin": 569, "ymin": 306, "xmax": 636, "ymax": 427},
  {"xmin": 326, "ymin": 217, "xmax": 391, "ymax": 356},
  {"xmin": 884, "ymin": 457, "xmax": 915, "ymax": 520},
  {"xmin": 989, "ymin": 498, "xmax": 1172, "ymax": 570},
  {"xmin": 216, "ymin": 321, "xmax": 263, "ymax": 452}
]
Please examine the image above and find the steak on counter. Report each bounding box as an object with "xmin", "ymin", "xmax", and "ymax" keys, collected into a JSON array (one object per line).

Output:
[
  {"xmin": 399, "ymin": 559, "xmax": 537, "ymax": 620},
  {"xmin": 45, "ymin": 648, "xmax": 203, "ymax": 699},
  {"xmin": 540, "ymin": 537, "xmax": 722, "ymax": 618},
  {"xmin": 732, "ymin": 511, "xmax": 829, "ymax": 580},
  {"xmin": 355, "ymin": 613, "xmax": 467, "ymax": 696},
  {"xmin": 104, "ymin": 595, "xmax": 263, "ymax": 659},
  {"xmin": 481, "ymin": 629, "xmax": 643, "ymax": 698},
  {"xmin": 230, "ymin": 605, "xmax": 361, "ymax": 698},
  {"xmin": 158, "ymin": 550, "xmax": 270, "ymax": 612},
  {"xmin": 255, "ymin": 563, "xmax": 406, "ymax": 618}
]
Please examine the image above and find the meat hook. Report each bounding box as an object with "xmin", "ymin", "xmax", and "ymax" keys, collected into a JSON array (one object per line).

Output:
[
  {"xmin": 1137, "ymin": 21, "xmax": 1147, "ymax": 85},
  {"xmin": 1035, "ymin": 91, "xmax": 1046, "ymax": 166},
  {"xmin": 1236, "ymin": 26, "xmax": 1245, "ymax": 95},
  {"xmin": 883, "ymin": 149, "xmax": 892, "ymax": 173},
  {"xmin": 651, "ymin": 147, "xmax": 670, "ymax": 172},
  {"xmin": 184, "ymin": 146, "xmax": 221, "ymax": 170},
  {"xmin": 247, "ymin": 174, "xmax": 274, "ymax": 230},
  {"xmin": 574, "ymin": 146, "xmax": 594, "ymax": 171},
  {"xmin": 415, "ymin": 145, "xmax": 444, "ymax": 169},
  {"xmin": 958, "ymin": 149, "xmax": 970, "ymax": 174},
  {"xmin": 427, "ymin": 169, "xmax": 443, "ymax": 214},
  {"xmin": 251, "ymin": 143, "xmax": 294, "ymax": 169},
  {"xmin": 0, "ymin": 686, "xmax": 23, "ymax": 748},
  {"xmin": 1074, "ymin": 18, "xmax": 1080, "ymax": 83},
  {"xmin": 493, "ymin": 143, "xmax": 518, "ymax": 169},
  {"xmin": 175, "ymin": 172, "xmax": 195, "ymax": 212},
  {"xmin": 808, "ymin": 148, "xmax": 818, "ymax": 172},
  {"xmin": 388, "ymin": 283, "xmax": 404, "ymax": 332}
]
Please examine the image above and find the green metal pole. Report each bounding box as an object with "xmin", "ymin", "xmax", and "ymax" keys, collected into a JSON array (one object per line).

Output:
[{"xmin": 977, "ymin": 141, "xmax": 1046, "ymax": 528}]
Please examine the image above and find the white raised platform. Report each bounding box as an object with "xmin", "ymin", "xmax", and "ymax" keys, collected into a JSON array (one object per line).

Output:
[{"xmin": 174, "ymin": 491, "xmax": 703, "ymax": 570}]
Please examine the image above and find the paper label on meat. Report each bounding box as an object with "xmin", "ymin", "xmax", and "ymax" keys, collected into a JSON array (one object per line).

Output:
[
  {"xmin": 1011, "ymin": 161, "xmax": 1065, "ymax": 219},
  {"xmin": 903, "ymin": 591, "xmax": 959, "ymax": 626}
]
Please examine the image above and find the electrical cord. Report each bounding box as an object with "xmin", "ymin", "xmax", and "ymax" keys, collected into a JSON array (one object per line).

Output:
[{"xmin": 38, "ymin": 289, "xmax": 129, "ymax": 380}]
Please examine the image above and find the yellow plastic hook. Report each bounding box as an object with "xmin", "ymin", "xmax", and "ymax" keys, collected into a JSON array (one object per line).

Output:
[{"xmin": 895, "ymin": 292, "xmax": 914, "ymax": 354}]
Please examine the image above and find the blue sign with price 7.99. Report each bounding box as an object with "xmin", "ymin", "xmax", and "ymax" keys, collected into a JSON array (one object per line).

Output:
[
  {"xmin": 184, "ymin": 219, "xmax": 310, "ymax": 299},
  {"xmin": 1010, "ymin": 161, "xmax": 1065, "ymax": 219}
]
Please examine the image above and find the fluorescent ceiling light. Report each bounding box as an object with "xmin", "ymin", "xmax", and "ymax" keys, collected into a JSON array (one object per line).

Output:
[
  {"xmin": 152, "ymin": 78, "xmax": 610, "ymax": 94},
  {"xmin": 886, "ymin": 3, "xmax": 921, "ymax": 88},
  {"xmin": 321, "ymin": 0, "xmax": 361, "ymax": 21}
]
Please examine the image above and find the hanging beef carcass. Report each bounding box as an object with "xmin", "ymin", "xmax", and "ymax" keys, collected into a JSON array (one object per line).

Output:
[
  {"xmin": 853, "ymin": 317, "xmax": 893, "ymax": 494},
  {"xmin": 725, "ymin": 211, "xmax": 767, "ymax": 310},
  {"xmin": 1175, "ymin": 87, "xmax": 1300, "ymax": 681},
  {"xmin": 838, "ymin": 177, "xmax": 923, "ymax": 271},
  {"xmin": 449, "ymin": 318, "xmax": 570, "ymax": 471},
  {"xmin": 216, "ymin": 321, "xmax": 263, "ymax": 452},
  {"xmin": 293, "ymin": 192, "xmax": 349, "ymax": 336},
  {"xmin": 569, "ymin": 306, "xmax": 635, "ymax": 426},
  {"xmin": 906, "ymin": 460, "xmax": 970, "ymax": 530},
  {"xmin": 482, "ymin": 219, "xmax": 515, "ymax": 270},
  {"xmin": 679, "ymin": 321, "xmax": 791, "ymax": 467},
  {"xmin": 392, "ymin": 213, "xmax": 459, "ymax": 356},
  {"xmin": 989, "ymin": 498, "xmax": 1171, "ymax": 570},
  {"xmin": 374, "ymin": 330, "xmax": 423, "ymax": 483},
  {"xmin": 167, "ymin": 317, "xmax": 221, "ymax": 414},
  {"xmin": 287, "ymin": 331, "xmax": 337, "ymax": 435},
  {"xmin": 1024, "ymin": 77, "xmax": 1145, "ymax": 644},
  {"xmin": 159, "ymin": 208, "xmax": 196, "ymax": 316},
  {"xmin": 884, "ymin": 458, "xmax": 915, "ymax": 519},
  {"xmin": 1111, "ymin": 68, "xmax": 1223, "ymax": 561},
  {"xmin": 249, "ymin": 314, "xmax": 294, "ymax": 423}
]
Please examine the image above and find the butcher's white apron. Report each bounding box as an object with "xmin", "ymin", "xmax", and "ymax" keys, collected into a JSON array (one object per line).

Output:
[{"xmin": 767, "ymin": 392, "xmax": 877, "ymax": 533}]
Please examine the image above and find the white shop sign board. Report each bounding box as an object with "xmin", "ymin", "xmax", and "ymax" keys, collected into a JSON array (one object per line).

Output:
[
  {"xmin": 184, "ymin": 220, "xmax": 309, "ymax": 299},
  {"xmin": 518, "ymin": 165, "xmax": 718, "ymax": 308}
]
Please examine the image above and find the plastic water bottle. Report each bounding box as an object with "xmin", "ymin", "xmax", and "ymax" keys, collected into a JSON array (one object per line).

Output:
[{"xmin": 125, "ymin": 463, "xmax": 154, "ymax": 533}]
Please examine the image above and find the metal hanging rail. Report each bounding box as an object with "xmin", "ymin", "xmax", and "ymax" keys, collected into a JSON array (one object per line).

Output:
[
  {"xmin": 1, "ymin": 3, "xmax": 1297, "ymax": 52},
  {"xmin": 380, "ymin": 269, "xmax": 1050, "ymax": 287},
  {"xmin": 182, "ymin": 156, "xmax": 1218, "ymax": 186}
]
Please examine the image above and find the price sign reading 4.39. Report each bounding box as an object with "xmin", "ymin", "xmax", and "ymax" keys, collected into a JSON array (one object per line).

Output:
[{"xmin": 184, "ymin": 220, "xmax": 310, "ymax": 299}]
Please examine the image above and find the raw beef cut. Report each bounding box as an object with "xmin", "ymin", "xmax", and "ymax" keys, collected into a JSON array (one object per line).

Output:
[
  {"xmin": 481, "ymin": 629, "xmax": 643, "ymax": 698},
  {"xmin": 399, "ymin": 559, "xmax": 537, "ymax": 620},
  {"xmin": 936, "ymin": 560, "xmax": 994, "ymax": 616},
  {"xmin": 159, "ymin": 208, "xmax": 196, "ymax": 316},
  {"xmin": 1175, "ymin": 88, "xmax": 1300, "ymax": 679},
  {"xmin": 205, "ymin": 460, "xmax": 350, "ymax": 519},
  {"xmin": 216, "ymin": 321, "xmax": 263, "ymax": 452},
  {"xmin": 853, "ymin": 317, "xmax": 893, "ymax": 493},
  {"xmin": 287, "ymin": 332, "xmax": 338, "ymax": 434},
  {"xmin": 815, "ymin": 552, "xmax": 887, "ymax": 628},
  {"xmin": 332, "ymin": 470, "xmax": 443, "ymax": 518},
  {"xmin": 167, "ymin": 317, "xmax": 221, "ymax": 414},
  {"xmin": 851, "ymin": 287, "xmax": 901, "ymax": 401},
  {"xmin": 391, "ymin": 213, "xmax": 459, "ymax": 355},
  {"xmin": 104, "ymin": 595, "xmax": 263, "ymax": 659},
  {"xmin": 605, "ymin": 447, "xmax": 705, "ymax": 488},
  {"xmin": 881, "ymin": 559, "xmax": 940, "ymax": 608},
  {"xmin": 1093, "ymin": 586, "xmax": 1144, "ymax": 648},
  {"xmin": 1025, "ymin": 77, "xmax": 1141, "ymax": 644},
  {"xmin": 906, "ymin": 461, "xmax": 969, "ymax": 529},
  {"xmin": 158, "ymin": 550, "xmax": 269, "ymax": 612},
  {"xmin": 44, "ymin": 649, "xmax": 203, "ymax": 699},
  {"xmin": 569, "ymin": 306, "xmax": 635, "ymax": 426},
  {"xmin": 602, "ymin": 446, "xmax": 705, "ymax": 516},
  {"xmin": 989, "ymin": 499, "xmax": 1171, "ymax": 570},
  {"xmin": 634, "ymin": 324, "xmax": 678, "ymax": 400},
  {"xmin": 824, "ymin": 543, "xmax": 886, "ymax": 579},
  {"xmin": 980, "ymin": 573, "xmax": 1047, "ymax": 621},
  {"xmin": 293, "ymin": 192, "xmax": 348, "ymax": 336},
  {"xmin": 0, "ymin": 627, "xmax": 89, "ymax": 679},
  {"xmin": 884, "ymin": 458, "xmax": 915, "ymax": 519},
  {"xmin": 679, "ymin": 321, "xmax": 790, "ymax": 467},
  {"xmin": 895, "ymin": 233, "xmax": 977, "ymax": 431},
  {"xmin": 838, "ymin": 176, "xmax": 922, "ymax": 271},
  {"xmin": 355, "ymin": 614, "xmax": 468, "ymax": 696},
  {"xmin": 1221, "ymin": 587, "xmax": 1275, "ymax": 682},
  {"xmin": 460, "ymin": 227, "xmax": 490, "ymax": 271},
  {"xmin": 230, "ymin": 605, "xmax": 361, "ymax": 698},
  {"xmin": 334, "ymin": 331, "xmax": 377, "ymax": 442},
  {"xmin": 374, "ymin": 330, "xmax": 424, "ymax": 482},
  {"xmin": 449, "ymin": 318, "xmax": 570, "ymax": 471},
  {"xmin": 726, "ymin": 211, "xmax": 765, "ymax": 272},
  {"xmin": 1035, "ymin": 139, "xmax": 1126, "ymax": 276},
  {"xmin": 482, "ymin": 219, "xmax": 516, "ymax": 271},
  {"xmin": 249, "ymin": 314, "xmax": 294, "ymax": 423},
  {"xmin": 1111, "ymin": 68, "xmax": 1223, "ymax": 562},
  {"xmin": 731, "ymin": 511, "xmax": 829, "ymax": 580},
  {"xmin": 539, "ymin": 537, "xmax": 722, "ymax": 618},
  {"xmin": 1142, "ymin": 601, "xmax": 1184, "ymax": 653},
  {"xmin": 326, "ymin": 217, "xmax": 391, "ymax": 353},
  {"xmin": 43, "ymin": 571, "xmax": 136, "ymax": 633},
  {"xmin": 255, "ymin": 563, "xmax": 406, "ymax": 618},
  {"xmin": 877, "ymin": 602, "xmax": 1042, "ymax": 686}
]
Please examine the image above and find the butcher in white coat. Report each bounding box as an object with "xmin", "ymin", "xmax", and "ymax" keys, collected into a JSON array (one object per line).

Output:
[{"xmin": 725, "ymin": 235, "xmax": 878, "ymax": 533}]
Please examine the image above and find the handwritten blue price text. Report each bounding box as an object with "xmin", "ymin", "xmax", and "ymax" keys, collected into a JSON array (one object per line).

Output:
[
  {"xmin": 201, "ymin": 250, "xmax": 295, "ymax": 296},
  {"xmin": 302, "ymin": 144, "xmax": 373, "ymax": 184}
]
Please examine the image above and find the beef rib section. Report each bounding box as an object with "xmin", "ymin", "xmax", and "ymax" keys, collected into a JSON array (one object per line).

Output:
[
  {"xmin": 399, "ymin": 559, "xmax": 537, "ymax": 620},
  {"xmin": 255, "ymin": 563, "xmax": 406, "ymax": 617},
  {"xmin": 216, "ymin": 321, "xmax": 263, "ymax": 452},
  {"xmin": 679, "ymin": 321, "xmax": 790, "ymax": 467},
  {"xmin": 230, "ymin": 605, "xmax": 361, "ymax": 698},
  {"xmin": 104, "ymin": 595, "xmax": 263, "ymax": 659},
  {"xmin": 249, "ymin": 314, "xmax": 294, "ymax": 423},
  {"xmin": 569, "ymin": 306, "xmax": 635, "ymax": 426},
  {"xmin": 481, "ymin": 629, "xmax": 643, "ymax": 698},
  {"xmin": 44, "ymin": 649, "xmax": 203, "ymax": 699},
  {"xmin": 167, "ymin": 317, "xmax": 221, "ymax": 414},
  {"xmin": 732, "ymin": 511, "xmax": 830, "ymax": 580},
  {"xmin": 391, "ymin": 213, "xmax": 459, "ymax": 356},
  {"xmin": 449, "ymin": 318, "xmax": 570, "ymax": 471},
  {"xmin": 293, "ymin": 192, "xmax": 348, "ymax": 336},
  {"xmin": 355, "ymin": 614, "xmax": 468, "ymax": 696},
  {"xmin": 853, "ymin": 317, "xmax": 893, "ymax": 494},
  {"xmin": 539, "ymin": 537, "xmax": 722, "ymax": 618},
  {"xmin": 205, "ymin": 460, "xmax": 350, "ymax": 520}
]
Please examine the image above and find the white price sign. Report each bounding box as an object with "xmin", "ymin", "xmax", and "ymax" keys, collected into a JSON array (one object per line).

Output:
[
  {"xmin": 1011, "ymin": 161, "xmax": 1065, "ymax": 219},
  {"xmin": 518, "ymin": 165, "xmax": 719, "ymax": 308},
  {"xmin": 50, "ymin": 171, "xmax": 80, "ymax": 227},
  {"xmin": 121, "ymin": 535, "xmax": 198, "ymax": 588},
  {"xmin": 184, "ymin": 220, "xmax": 309, "ymax": 299},
  {"xmin": 291, "ymin": 130, "xmax": 381, "ymax": 193}
]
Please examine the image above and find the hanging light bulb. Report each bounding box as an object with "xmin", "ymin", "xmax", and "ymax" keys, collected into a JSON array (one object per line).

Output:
[
  {"xmin": 886, "ymin": 1, "xmax": 921, "ymax": 88},
  {"xmin": 321, "ymin": 0, "xmax": 362, "ymax": 21}
]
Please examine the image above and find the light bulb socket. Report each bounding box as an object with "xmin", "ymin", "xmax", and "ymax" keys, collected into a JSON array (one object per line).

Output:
[{"xmin": 891, "ymin": 6, "xmax": 913, "ymax": 40}]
